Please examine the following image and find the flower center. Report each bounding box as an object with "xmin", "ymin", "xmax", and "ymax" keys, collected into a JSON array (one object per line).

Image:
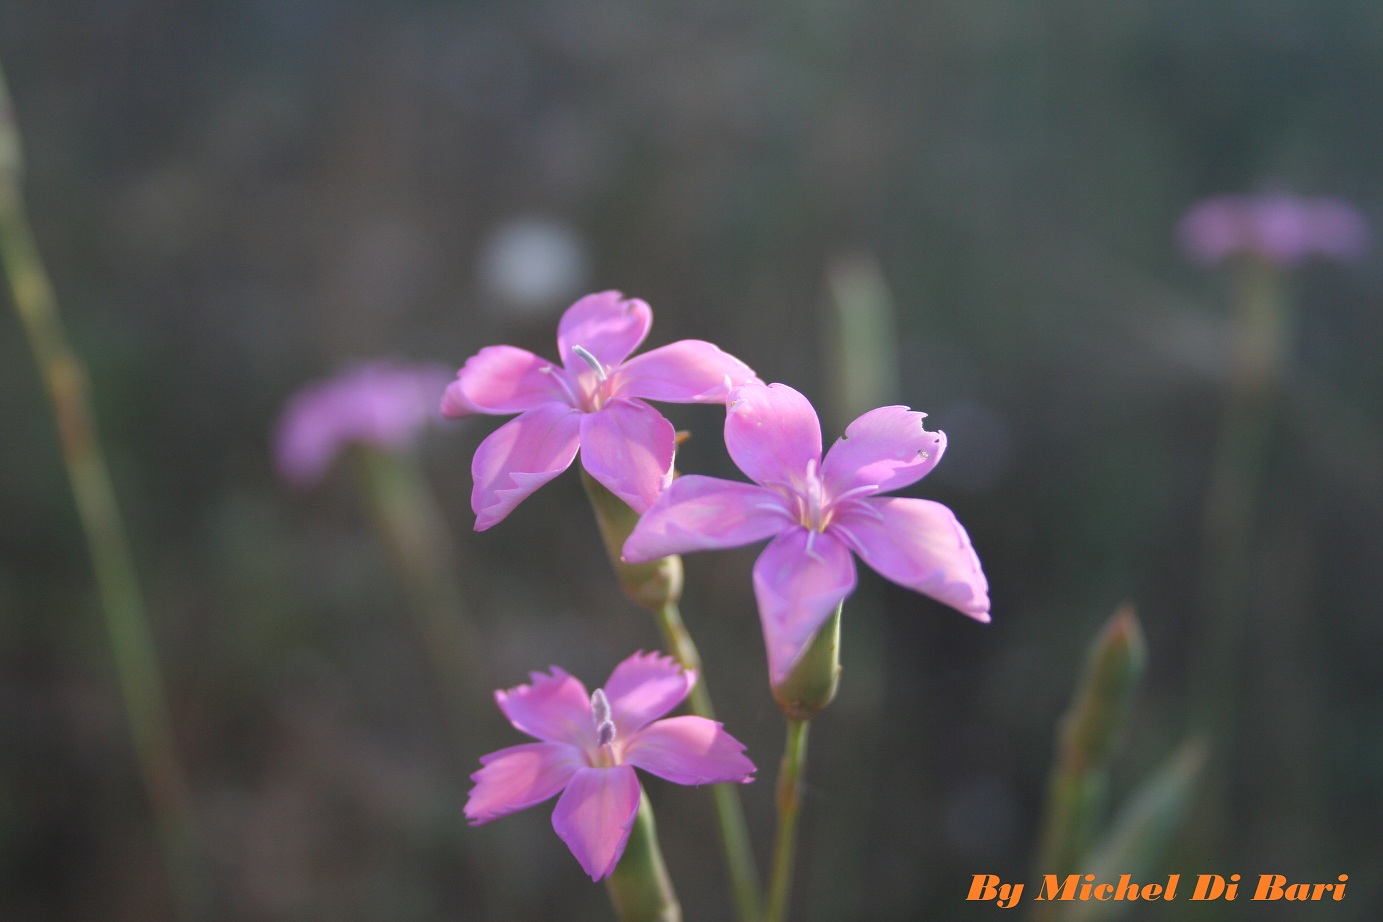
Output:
[
  {"xmin": 788, "ymin": 459, "xmax": 832, "ymax": 533},
  {"xmin": 571, "ymin": 344, "xmax": 615, "ymax": 412},
  {"xmin": 590, "ymin": 688, "xmax": 618, "ymax": 767},
  {"xmin": 762, "ymin": 460, "xmax": 882, "ymax": 555}
]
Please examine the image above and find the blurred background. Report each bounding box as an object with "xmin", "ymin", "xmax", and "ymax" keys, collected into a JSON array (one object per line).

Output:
[{"xmin": 2, "ymin": 1, "xmax": 1381, "ymax": 920}]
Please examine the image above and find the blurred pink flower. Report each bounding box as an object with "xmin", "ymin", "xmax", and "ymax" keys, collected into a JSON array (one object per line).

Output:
[
  {"xmin": 465, "ymin": 651, "xmax": 755, "ymax": 880},
  {"xmin": 442, "ymin": 290, "xmax": 756, "ymax": 530},
  {"xmin": 624, "ymin": 382, "xmax": 990, "ymax": 685},
  {"xmin": 1178, "ymin": 193, "xmax": 1369, "ymax": 267},
  {"xmin": 274, "ymin": 361, "xmax": 452, "ymax": 487}
]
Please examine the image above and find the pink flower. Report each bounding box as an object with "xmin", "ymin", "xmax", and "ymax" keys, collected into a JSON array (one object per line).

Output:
[
  {"xmin": 275, "ymin": 361, "xmax": 452, "ymax": 487},
  {"xmin": 465, "ymin": 652, "xmax": 755, "ymax": 880},
  {"xmin": 624, "ymin": 382, "xmax": 990, "ymax": 685},
  {"xmin": 1178, "ymin": 193, "xmax": 1369, "ymax": 267},
  {"xmin": 441, "ymin": 290, "xmax": 757, "ymax": 530}
]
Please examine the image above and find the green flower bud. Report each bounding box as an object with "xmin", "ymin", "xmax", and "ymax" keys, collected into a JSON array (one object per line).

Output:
[
  {"xmin": 581, "ymin": 469, "xmax": 683, "ymax": 611},
  {"xmin": 772, "ymin": 605, "xmax": 842, "ymax": 721}
]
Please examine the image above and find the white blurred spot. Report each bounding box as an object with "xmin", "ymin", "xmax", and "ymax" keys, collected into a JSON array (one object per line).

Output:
[{"xmin": 478, "ymin": 216, "xmax": 589, "ymax": 315}]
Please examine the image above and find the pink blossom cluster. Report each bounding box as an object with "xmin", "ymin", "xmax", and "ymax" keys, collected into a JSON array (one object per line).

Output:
[
  {"xmin": 274, "ymin": 360, "xmax": 452, "ymax": 486},
  {"xmin": 442, "ymin": 291, "xmax": 991, "ymax": 681},
  {"xmin": 1178, "ymin": 193, "xmax": 1369, "ymax": 267},
  {"xmin": 443, "ymin": 291, "xmax": 990, "ymax": 876},
  {"xmin": 275, "ymin": 291, "xmax": 992, "ymax": 880}
]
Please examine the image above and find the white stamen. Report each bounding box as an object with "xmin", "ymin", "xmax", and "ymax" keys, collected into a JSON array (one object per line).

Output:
[
  {"xmin": 571, "ymin": 345, "xmax": 608, "ymax": 381},
  {"xmin": 754, "ymin": 502, "xmax": 797, "ymax": 521},
  {"xmin": 837, "ymin": 499, "xmax": 884, "ymax": 522},
  {"xmin": 828, "ymin": 522, "xmax": 867, "ymax": 552},
  {"xmin": 833, "ymin": 484, "xmax": 881, "ymax": 505},
  {"xmin": 804, "ymin": 528, "xmax": 824, "ymax": 561},
  {"xmin": 591, "ymin": 688, "xmax": 616, "ymax": 748},
  {"xmin": 539, "ymin": 364, "xmax": 583, "ymax": 407},
  {"xmin": 591, "ymin": 688, "xmax": 611, "ymax": 724}
]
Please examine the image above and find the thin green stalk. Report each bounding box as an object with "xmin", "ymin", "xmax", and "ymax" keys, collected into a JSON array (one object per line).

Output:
[
  {"xmin": 357, "ymin": 447, "xmax": 484, "ymax": 754},
  {"xmin": 766, "ymin": 718, "xmax": 809, "ymax": 922},
  {"xmin": 650, "ymin": 601, "xmax": 706, "ymax": 713},
  {"xmin": 581, "ymin": 470, "xmax": 762, "ymax": 922},
  {"xmin": 652, "ymin": 601, "xmax": 762, "ymax": 922},
  {"xmin": 0, "ymin": 63, "xmax": 206, "ymax": 919},
  {"xmin": 1184, "ymin": 256, "xmax": 1289, "ymax": 877},
  {"xmin": 1189, "ymin": 257, "xmax": 1287, "ymax": 733}
]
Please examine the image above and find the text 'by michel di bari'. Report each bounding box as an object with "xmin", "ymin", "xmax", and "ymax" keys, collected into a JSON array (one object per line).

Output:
[{"xmin": 966, "ymin": 873, "xmax": 1348, "ymax": 908}]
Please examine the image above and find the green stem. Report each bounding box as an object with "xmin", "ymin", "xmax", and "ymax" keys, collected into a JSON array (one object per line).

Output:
[
  {"xmin": 605, "ymin": 788, "xmax": 682, "ymax": 922},
  {"xmin": 651, "ymin": 601, "xmax": 704, "ymax": 708},
  {"xmin": 1184, "ymin": 256, "xmax": 1289, "ymax": 878},
  {"xmin": 0, "ymin": 63, "xmax": 206, "ymax": 919},
  {"xmin": 357, "ymin": 447, "xmax": 484, "ymax": 756},
  {"xmin": 766, "ymin": 718, "xmax": 809, "ymax": 922},
  {"xmin": 579, "ymin": 470, "xmax": 762, "ymax": 922},
  {"xmin": 653, "ymin": 602, "xmax": 763, "ymax": 922},
  {"xmin": 1190, "ymin": 257, "xmax": 1287, "ymax": 733}
]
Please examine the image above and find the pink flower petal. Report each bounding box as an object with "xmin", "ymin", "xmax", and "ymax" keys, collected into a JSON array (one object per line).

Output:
[
  {"xmin": 832, "ymin": 497, "xmax": 990, "ymax": 621},
  {"xmin": 496, "ymin": 667, "xmax": 597, "ymax": 748},
  {"xmin": 611, "ymin": 340, "xmax": 757, "ymax": 404},
  {"xmin": 1179, "ymin": 194, "xmax": 1370, "ymax": 266},
  {"xmin": 820, "ymin": 405, "xmax": 945, "ymax": 496},
  {"xmin": 623, "ymin": 716, "xmax": 756, "ymax": 786},
  {"xmin": 276, "ymin": 362, "xmax": 449, "ymax": 485},
  {"xmin": 552, "ymin": 766, "xmax": 642, "ymax": 880},
  {"xmin": 471, "ymin": 403, "xmax": 582, "ymax": 530},
  {"xmin": 725, "ymin": 382, "xmax": 823, "ymax": 489},
  {"xmin": 752, "ymin": 528, "xmax": 857, "ymax": 685},
  {"xmin": 274, "ymin": 402, "xmax": 339, "ymax": 487},
  {"xmin": 622, "ymin": 475, "xmax": 789, "ymax": 563},
  {"xmin": 1178, "ymin": 196, "xmax": 1241, "ymax": 265},
  {"xmin": 442, "ymin": 345, "xmax": 573, "ymax": 418},
  {"xmin": 557, "ymin": 291, "xmax": 652, "ymax": 370},
  {"xmin": 1253, "ymin": 195, "xmax": 1314, "ymax": 264},
  {"xmin": 465, "ymin": 741, "xmax": 585, "ymax": 824},
  {"xmin": 602, "ymin": 651, "xmax": 694, "ymax": 736},
  {"xmin": 578, "ymin": 398, "xmax": 676, "ymax": 513},
  {"xmin": 1309, "ymin": 199, "xmax": 1369, "ymax": 260}
]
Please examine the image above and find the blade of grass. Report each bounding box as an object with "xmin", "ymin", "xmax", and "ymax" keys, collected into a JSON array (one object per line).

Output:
[{"xmin": 0, "ymin": 61, "xmax": 207, "ymax": 921}]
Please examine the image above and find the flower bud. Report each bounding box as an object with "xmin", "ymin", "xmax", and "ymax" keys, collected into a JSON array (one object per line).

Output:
[
  {"xmin": 771, "ymin": 605, "xmax": 842, "ymax": 721},
  {"xmin": 1059, "ymin": 604, "xmax": 1145, "ymax": 772},
  {"xmin": 1033, "ymin": 605, "xmax": 1147, "ymax": 878},
  {"xmin": 581, "ymin": 469, "xmax": 683, "ymax": 610}
]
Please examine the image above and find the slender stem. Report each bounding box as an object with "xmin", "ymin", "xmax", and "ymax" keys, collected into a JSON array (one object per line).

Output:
[
  {"xmin": 654, "ymin": 602, "xmax": 762, "ymax": 922},
  {"xmin": 1183, "ymin": 257, "xmax": 1289, "ymax": 874},
  {"xmin": 357, "ymin": 447, "xmax": 485, "ymax": 755},
  {"xmin": 650, "ymin": 601, "xmax": 705, "ymax": 711},
  {"xmin": 579, "ymin": 468, "xmax": 762, "ymax": 921},
  {"xmin": 1190, "ymin": 257, "xmax": 1286, "ymax": 733},
  {"xmin": 0, "ymin": 64, "xmax": 206, "ymax": 919},
  {"xmin": 766, "ymin": 718, "xmax": 809, "ymax": 922}
]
